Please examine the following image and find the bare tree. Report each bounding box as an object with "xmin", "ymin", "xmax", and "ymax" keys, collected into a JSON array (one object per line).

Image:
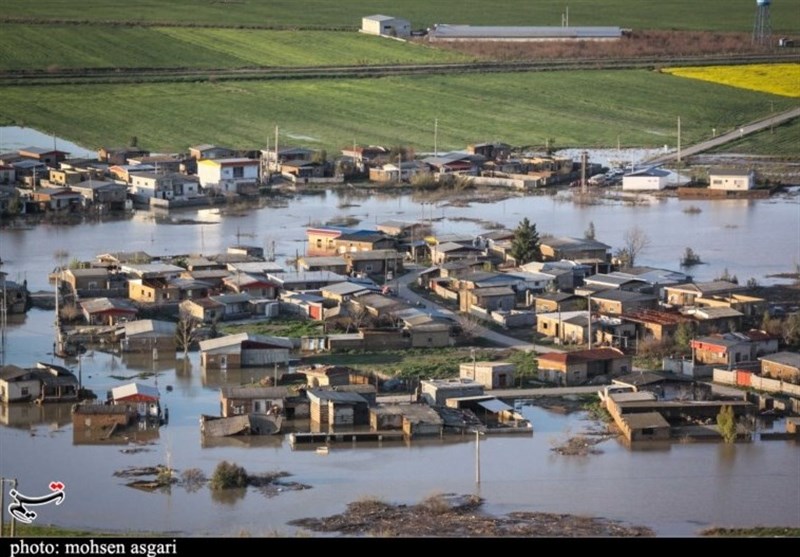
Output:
[
  {"xmin": 345, "ymin": 303, "xmax": 371, "ymax": 333},
  {"xmin": 455, "ymin": 313, "xmax": 483, "ymax": 342},
  {"xmin": 176, "ymin": 310, "xmax": 202, "ymax": 359},
  {"xmin": 618, "ymin": 226, "xmax": 651, "ymax": 268}
]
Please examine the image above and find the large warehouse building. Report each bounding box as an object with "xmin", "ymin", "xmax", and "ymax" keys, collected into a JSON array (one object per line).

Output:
[{"xmin": 427, "ymin": 24, "xmax": 623, "ymax": 42}]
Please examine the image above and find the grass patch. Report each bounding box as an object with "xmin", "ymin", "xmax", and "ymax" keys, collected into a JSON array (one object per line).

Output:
[
  {"xmin": 0, "ymin": 26, "xmax": 470, "ymax": 71},
  {"xmin": 2, "ymin": 0, "xmax": 798, "ymax": 32},
  {"xmin": 1, "ymin": 69, "xmax": 795, "ymax": 155},
  {"xmin": 301, "ymin": 346, "xmax": 504, "ymax": 379},
  {"xmin": 220, "ymin": 317, "xmax": 323, "ymax": 338},
  {"xmin": 701, "ymin": 526, "xmax": 800, "ymax": 537}
]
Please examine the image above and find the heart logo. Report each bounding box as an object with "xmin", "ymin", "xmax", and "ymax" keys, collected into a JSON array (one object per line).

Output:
[{"xmin": 49, "ymin": 481, "xmax": 64, "ymax": 491}]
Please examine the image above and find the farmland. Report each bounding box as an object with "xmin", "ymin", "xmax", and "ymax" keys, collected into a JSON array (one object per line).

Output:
[
  {"xmin": 3, "ymin": 0, "xmax": 800, "ymax": 32},
  {"xmin": 1, "ymin": 69, "xmax": 795, "ymax": 155},
  {"xmin": 1, "ymin": 0, "xmax": 797, "ymax": 157},
  {"xmin": 0, "ymin": 26, "xmax": 471, "ymax": 71},
  {"xmin": 662, "ymin": 64, "xmax": 800, "ymax": 98}
]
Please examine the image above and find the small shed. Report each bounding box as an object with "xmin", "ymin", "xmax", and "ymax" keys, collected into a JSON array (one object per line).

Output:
[
  {"xmin": 361, "ymin": 15, "xmax": 411, "ymax": 37},
  {"xmin": 420, "ymin": 378, "xmax": 485, "ymax": 406},
  {"xmin": 299, "ymin": 365, "xmax": 353, "ymax": 388},
  {"xmin": 307, "ymin": 389, "xmax": 370, "ymax": 427},
  {"xmin": 459, "ymin": 361, "xmax": 516, "ymax": 390}
]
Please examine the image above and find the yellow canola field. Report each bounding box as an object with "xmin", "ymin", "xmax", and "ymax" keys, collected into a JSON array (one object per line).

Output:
[{"xmin": 662, "ymin": 63, "xmax": 800, "ymax": 98}]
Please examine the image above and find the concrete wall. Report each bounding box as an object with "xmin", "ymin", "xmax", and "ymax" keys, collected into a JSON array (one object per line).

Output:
[{"xmin": 713, "ymin": 368, "xmax": 800, "ymax": 397}]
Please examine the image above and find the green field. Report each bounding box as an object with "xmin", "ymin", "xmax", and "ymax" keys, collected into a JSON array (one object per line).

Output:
[
  {"xmin": 3, "ymin": 0, "xmax": 800, "ymax": 32},
  {"xmin": 707, "ymin": 118, "xmax": 800, "ymax": 156},
  {"xmin": 1, "ymin": 69, "xmax": 794, "ymax": 154},
  {"xmin": 0, "ymin": 25, "xmax": 471, "ymax": 71}
]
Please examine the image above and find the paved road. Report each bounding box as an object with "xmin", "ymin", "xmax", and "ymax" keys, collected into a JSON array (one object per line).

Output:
[
  {"xmin": 644, "ymin": 106, "xmax": 800, "ymax": 166},
  {"xmin": 393, "ymin": 266, "xmax": 557, "ymax": 354}
]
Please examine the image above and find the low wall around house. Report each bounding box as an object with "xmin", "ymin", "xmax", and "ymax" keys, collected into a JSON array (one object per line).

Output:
[
  {"xmin": 149, "ymin": 197, "xmax": 214, "ymax": 210},
  {"xmin": 471, "ymin": 175, "xmax": 536, "ymax": 190},
  {"xmin": 491, "ymin": 310, "xmax": 535, "ymax": 328},
  {"xmin": 281, "ymin": 173, "xmax": 344, "ymax": 185},
  {"xmin": 713, "ymin": 368, "xmax": 800, "ymax": 397},
  {"xmin": 751, "ymin": 374, "xmax": 800, "ymax": 397},
  {"xmin": 713, "ymin": 369, "xmax": 737, "ymax": 385},
  {"xmin": 431, "ymin": 282, "xmax": 458, "ymax": 301}
]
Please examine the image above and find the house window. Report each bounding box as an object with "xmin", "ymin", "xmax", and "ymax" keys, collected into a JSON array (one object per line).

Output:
[
  {"xmin": 316, "ymin": 239, "xmax": 323, "ymax": 248},
  {"xmin": 642, "ymin": 428, "xmax": 655, "ymax": 435},
  {"xmin": 254, "ymin": 401, "xmax": 263, "ymax": 413},
  {"xmin": 21, "ymin": 387, "xmax": 30, "ymax": 397},
  {"xmin": 233, "ymin": 166, "xmax": 244, "ymax": 178}
]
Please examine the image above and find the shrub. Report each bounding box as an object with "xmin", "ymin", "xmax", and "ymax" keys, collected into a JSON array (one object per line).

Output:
[{"xmin": 210, "ymin": 460, "xmax": 248, "ymax": 490}]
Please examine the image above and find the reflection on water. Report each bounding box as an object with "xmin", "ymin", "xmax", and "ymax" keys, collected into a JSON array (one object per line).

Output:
[{"xmin": 0, "ymin": 401, "xmax": 74, "ymax": 430}]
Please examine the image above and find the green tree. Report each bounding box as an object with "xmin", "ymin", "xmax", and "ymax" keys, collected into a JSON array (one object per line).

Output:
[
  {"xmin": 510, "ymin": 350, "xmax": 539, "ymax": 388},
  {"xmin": 210, "ymin": 461, "xmax": 248, "ymax": 490},
  {"xmin": 510, "ymin": 217, "xmax": 541, "ymax": 265},
  {"xmin": 716, "ymin": 405, "xmax": 737, "ymax": 444},
  {"xmin": 674, "ymin": 322, "xmax": 694, "ymax": 355}
]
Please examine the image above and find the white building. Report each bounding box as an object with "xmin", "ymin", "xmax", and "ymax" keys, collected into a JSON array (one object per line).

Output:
[
  {"xmin": 622, "ymin": 167, "xmax": 670, "ymax": 191},
  {"xmin": 361, "ymin": 15, "xmax": 411, "ymax": 37},
  {"xmin": 197, "ymin": 158, "xmax": 260, "ymax": 195},
  {"xmin": 129, "ymin": 172, "xmax": 199, "ymax": 201},
  {"xmin": 708, "ymin": 169, "xmax": 755, "ymax": 191}
]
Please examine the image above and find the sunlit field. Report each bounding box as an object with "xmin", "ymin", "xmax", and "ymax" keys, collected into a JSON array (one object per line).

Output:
[{"xmin": 662, "ymin": 64, "xmax": 800, "ymax": 98}]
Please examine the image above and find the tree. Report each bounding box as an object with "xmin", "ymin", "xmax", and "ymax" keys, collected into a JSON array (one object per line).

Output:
[
  {"xmin": 673, "ymin": 322, "xmax": 694, "ymax": 355},
  {"xmin": 584, "ymin": 221, "xmax": 596, "ymax": 240},
  {"xmin": 716, "ymin": 405, "xmax": 737, "ymax": 444},
  {"xmin": 715, "ymin": 268, "xmax": 738, "ymax": 284},
  {"xmin": 619, "ymin": 225, "xmax": 650, "ymax": 268},
  {"xmin": 509, "ymin": 217, "xmax": 541, "ymax": 265},
  {"xmin": 510, "ymin": 350, "xmax": 538, "ymax": 388},
  {"xmin": 210, "ymin": 461, "xmax": 248, "ymax": 490},
  {"xmin": 781, "ymin": 312, "xmax": 800, "ymax": 348},
  {"xmin": 176, "ymin": 310, "xmax": 201, "ymax": 359}
]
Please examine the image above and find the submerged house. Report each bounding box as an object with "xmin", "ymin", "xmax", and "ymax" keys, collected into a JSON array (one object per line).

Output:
[
  {"xmin": 110, "ymin": 382, "xmax": 162, "ymax": 421},
  {"xmin": 198, "ymin": 333, "xmax": 293, "ymax": 370},
  {"xmin": 0, "ymin": 363, "xmax": 80, "ymax": 404},
  {"xmin": 307, "ymin": 388, "xmax": 371, "ymax": 428},
  {"xmin": 219, "ymin": 386, "xmax": 290, "ymax": 417},
  {"xmin": 117, "ymin": 319, "xmax": 177, "ymax": 355}
]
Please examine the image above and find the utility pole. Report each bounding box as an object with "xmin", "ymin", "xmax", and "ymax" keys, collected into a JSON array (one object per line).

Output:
[
  {"xmin": 581, "ymin": 151, "xmax": 588, "ymax": 193},
  {"xmin": 587, "ymin": 294, "xmax": 593, "ymax": 350},
  {"xmin": 434, "ymin": 118, "xmax": 438, "ymax": 157}
]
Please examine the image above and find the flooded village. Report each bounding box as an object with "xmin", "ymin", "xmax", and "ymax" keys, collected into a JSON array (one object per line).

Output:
[{"xmin": 1, "ymin": 132, "xmax": 799, "ymax": 536}]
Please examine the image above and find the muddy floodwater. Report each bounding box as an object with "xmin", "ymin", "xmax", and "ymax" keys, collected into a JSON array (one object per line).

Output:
[{"xmin": 0, "ymin": 129, "xmax": 799, "ymax": 537}]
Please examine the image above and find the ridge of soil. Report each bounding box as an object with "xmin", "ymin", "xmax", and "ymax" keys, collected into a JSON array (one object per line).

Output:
[{"xmin": 288, "ymin": 493, "xmax": 655, "ymax": 537}]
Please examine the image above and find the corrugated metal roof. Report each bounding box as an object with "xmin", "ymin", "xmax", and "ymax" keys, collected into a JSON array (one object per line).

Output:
[
  {"xmin": 199, "ymin": 333, "xmax": 293, "ymax": 352},
  {"xmin": 220, "ymin": 386, "xmax": 290, "ymax": 399},
  {"xmin": 307, "ymin": 389, "xmax": 368, "ymax": 404},
  {"xmin": 477, "ymin": 398, "xmax": 514, "ymax": 413},
  {"xmin": 429, "ymin": 24, "xmax": 622, "ymax": 39},
  {"xmin": 123, "ymin": 319, "xmax": 176, "ymax": 337}
]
